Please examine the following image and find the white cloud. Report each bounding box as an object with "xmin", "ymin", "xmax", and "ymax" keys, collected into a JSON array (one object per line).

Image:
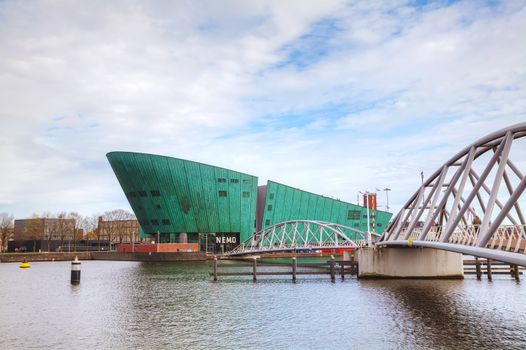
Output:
[{"xmin": 0, "ymin": 0, "xmax": 525, "ymax": 220}]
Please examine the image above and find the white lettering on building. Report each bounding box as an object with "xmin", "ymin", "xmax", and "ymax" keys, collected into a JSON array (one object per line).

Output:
[{"xmin": 215, "ymin": 236, "xmax": 237, "ymax": 244}]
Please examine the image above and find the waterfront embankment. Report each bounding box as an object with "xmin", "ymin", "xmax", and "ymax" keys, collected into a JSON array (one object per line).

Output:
[{"xmin": 0, "ymin": 251, "xmax": 206, "ymax": 263}]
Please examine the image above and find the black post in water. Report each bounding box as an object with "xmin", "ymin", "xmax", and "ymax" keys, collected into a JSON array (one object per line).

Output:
[
  {"xmin": 475, "ymin": 257, "xmax": 482, "ymax": 280},
  {"xmin": 213, "ymin": 256, "xmax": 218, "ymax": 282},
  {"xmin": 340, "ymin": 262, "xmax": 345, "ymax": 280},
  {"xmin": 513, "ymin": 264, "xmax": 520, "ymax": 281},
  {"xmin": 252, "ymin": 257, "xmax": 257, "ymax": 282},
  {"xmin": 486, "ymin": 259, "xmax": 492, "ymax": 281},
  {"xmin": 292, "ymin": 257, "xmax": 297, "ymax": 283},
  {"xmin": 71, "ymin": 256, "xmax": 81, "ymax": 285},
  {"xmin": 329, "ymin": 255, "xmax": 335, "ymax": 283}
]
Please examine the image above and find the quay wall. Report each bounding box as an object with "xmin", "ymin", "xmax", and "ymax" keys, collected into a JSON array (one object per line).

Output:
[
  {"xmin": 0, "ymin": 252, "xmax": 91, "ymax": 263},
  {"xmin": 0, "ymin": 251, "xmax": 207, "ymax": 262},
  {"xmin": 91, "ymin": 251, "xmax": 207, "ymax": 261}
]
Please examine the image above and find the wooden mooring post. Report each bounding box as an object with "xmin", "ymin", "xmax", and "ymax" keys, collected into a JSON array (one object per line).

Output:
[
  {"xmin": 252, "ymin": 257, "xmax": 257, "ymax": 282},
  {"xmin": 292, "ymin": 257, "xmax": 297, "ymax": 283},
  {"xmin": 475, "ymin": 257, "xmax": 482, "ymax": 280},
  {"xmin": 210, "ymin": 256, "xmax": 359, "ymax": 282},
  {"xmin": 213, "ymin": 256, "xmax": 218, "ymax": 282},
  {"xmin": 512, "ymin": 264, "xmax": 520, "ymax": 281},
  {"xmin": 329, "ymin": 255, "xmax": 336, "ymax": 283},
  {"xmin": 464, "ymin": 259, "xmax": 524, "ymax": 280}
]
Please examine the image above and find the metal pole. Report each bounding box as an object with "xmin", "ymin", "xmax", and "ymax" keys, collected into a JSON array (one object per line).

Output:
[
  {"xmin": 385, "ymin": 188, "xmax": 391, "ymax": 212},
  {"xmin": 366, "ymin": 193, "xmax": 371, "ymax": 246},
  {"xmin": 157, "ymin": 231, "xmax": 160, "ymax": 253},
  {"xmin": 486, "ymin": 259, "xmax": 492, "ymax": 281}
]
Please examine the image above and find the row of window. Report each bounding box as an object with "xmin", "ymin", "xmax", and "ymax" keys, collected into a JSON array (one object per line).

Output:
[
  {"xmin": 218, "ymin": 191, "xmax": 251, "ymax": 198},
  {"xmin": 218, "ymin": 178, "xmax": 250, "ymax": 184},
  {"xmin": 263, "ymin": 220, "xmax": 382, "ymax": 228},
  {"xmin": 129, "ymin": 190, "xmax": 161, "ymax": 198}
]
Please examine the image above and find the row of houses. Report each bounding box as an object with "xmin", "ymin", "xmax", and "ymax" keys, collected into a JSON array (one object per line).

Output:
[{"xmin": 5, "ymin": 217, "xmax": 143, "ymax": 252}]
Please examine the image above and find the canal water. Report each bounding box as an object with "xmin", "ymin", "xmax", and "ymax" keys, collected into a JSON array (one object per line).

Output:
[{"xmin": 0, "ymin": 260, "xmax": 525, "ymax": 349}]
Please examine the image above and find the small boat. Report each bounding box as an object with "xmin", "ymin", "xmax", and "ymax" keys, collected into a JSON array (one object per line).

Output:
[{"xmin": 19, "ymin": 258, "xmax": 30, "ymax": 268}]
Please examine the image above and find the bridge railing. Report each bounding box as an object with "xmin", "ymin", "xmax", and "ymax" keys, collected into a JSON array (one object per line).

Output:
[{"xmin": 398, "ymin": 225, "xmax": 526, "ymax": 254}]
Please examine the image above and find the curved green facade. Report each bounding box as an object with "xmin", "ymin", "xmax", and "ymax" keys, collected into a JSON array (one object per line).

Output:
[
  {"xmin": 107, "ymin": 151, "xmax": 393, "ymax": 249},
  {"xmin": 107, "ymin": 152, "xmax": 258, "ymax": 242},
  {"xmin": 260, "ymin": 181, "xmax": 391, "ymax": 239}
]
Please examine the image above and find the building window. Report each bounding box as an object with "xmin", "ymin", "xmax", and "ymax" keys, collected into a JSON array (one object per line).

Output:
[
  {"xmin": 151, "ymin": 219, "xmax": 159, "ymax": 226},
  {"xmin": 242, "ymin": 191, "xmax": 250, "ymax": 198},
  {"xmin": 156, "ymin": 204, "xmax": 161, "ymax": 209},
  {"xmin": 267, "ymin": 205, "xmax": 272, "ymax": 211},
  {"xmin": 139, "ymin": 190, "xmax": 147, "ymax": 197},
  {"xmin": 219, "ymin": 190, "xmax": 227, "ymax": 197},
  {"xmin": 265, "ymin": 219, "xmax": 270, "ymax": 226},
  {"xmin": 377, "ymin": 223, "xmax": 382, "ymax": 227},
  {"xmin": 269, "ymin": 193, "xmax": 274, "ymax": 199},
  {"xmin": 140, "ymin": 220, "xmax": 149, "ymax": 226},
  {"xmin": 354, "ymin": 223, "xmax": 359, "ymax": 227},
  {"xmin": 129, "ymin": 191, "xmax": 137, "ymax": 198},
  {"xmin": 151, "ymin": 190, "xmax": 161, "ymax": 197},
  {"xmin": 230, "ymin": 179, "xmax": 239, "ymax": 183},
  {"xmin": 162, "ymin": 219, "xmax": 170, "ymax": 225},
  {"xmin": 362, "ymin": 215, "xmax": 368, "ymax": 219},
  {"xmin": 348, "ymin": 210, "xmax": 361, "ymax": 220},
  {"xmin": 217, "ymin": 178, "xmax": 226, "ymax": 183},
  {"xmin": 243, "ymin": 179, "xmax": 250, "ymax": 183}
]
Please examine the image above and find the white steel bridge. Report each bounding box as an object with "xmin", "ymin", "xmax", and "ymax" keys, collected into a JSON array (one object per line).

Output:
[
  {"xmin": 379, "ymin": 123, "xmax": 526, "ymax": 266},
  {"xmin": 225, "ymin": 220, "xmax": 380, "ymax": 256}
]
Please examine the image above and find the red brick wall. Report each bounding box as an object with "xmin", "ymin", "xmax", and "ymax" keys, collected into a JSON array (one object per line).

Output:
[{"xmin": 117, "ymin": 243, "xmax": 199, "ymax": 253}]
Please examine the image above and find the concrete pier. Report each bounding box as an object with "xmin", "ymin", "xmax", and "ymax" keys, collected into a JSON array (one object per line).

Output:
[{"xmin": 356, "ymin": 247, "xmax": 464, "ymax": 279}]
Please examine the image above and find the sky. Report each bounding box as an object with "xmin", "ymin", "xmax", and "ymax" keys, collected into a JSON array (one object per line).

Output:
[{"xmin": 0, "ymin": 0, "xmax": 525, "ymax": 219}]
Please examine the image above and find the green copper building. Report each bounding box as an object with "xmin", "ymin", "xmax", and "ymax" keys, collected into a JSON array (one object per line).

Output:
[{"xmin": 107, "ymin": 151, "xmax": 392, "ymax": 252}]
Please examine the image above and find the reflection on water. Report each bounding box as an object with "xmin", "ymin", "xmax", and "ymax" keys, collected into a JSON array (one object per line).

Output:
[{"xmin": 0, "ymin": 261, "xmax": 525, "ymax": 349}]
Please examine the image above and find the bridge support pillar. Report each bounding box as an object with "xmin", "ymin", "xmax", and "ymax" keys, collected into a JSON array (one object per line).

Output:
[{"xmin": 356, "ymin": 247, "xmax": 464, "ymax": 279}]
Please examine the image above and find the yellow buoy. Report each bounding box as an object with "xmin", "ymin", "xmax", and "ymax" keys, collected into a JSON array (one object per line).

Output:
[{"xmin": 20, "ymin": 258, "xmax": 30, "ymax": 268}]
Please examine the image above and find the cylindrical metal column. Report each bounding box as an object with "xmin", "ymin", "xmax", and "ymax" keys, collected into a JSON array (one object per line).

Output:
[{"xmin": 71, "ymin": 256, "xmax": 81, "ymax": 285}]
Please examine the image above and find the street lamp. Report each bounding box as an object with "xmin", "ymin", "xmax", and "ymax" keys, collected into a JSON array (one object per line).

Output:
[{"xmin": 376, "ymin": 187, "xmax": 391, "ymax": 212}]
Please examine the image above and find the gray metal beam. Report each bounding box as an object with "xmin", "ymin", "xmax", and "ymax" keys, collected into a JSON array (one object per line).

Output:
[
  {"xmin": 439, "ymin": 136, "xmax": 509, "ymax": 243},
  {"xmin": 477, "ymin": 175, "xmax": 526, "ymax": 248},
  {"xmin": 477, "ymin": 131, "xmax": 513, "ymax": 246}
]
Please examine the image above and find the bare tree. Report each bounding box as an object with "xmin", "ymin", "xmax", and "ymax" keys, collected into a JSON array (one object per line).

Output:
[
  {"xmin": 41, "ymin": 212, "xmax": 55, "ymax": 252},
  {"xmin": 81, "ymin": 214, "xmax": 99, "ymax": 241},
  {"xmin": 26, "ymin": 214, "xmax": 44, "ymax": 252},
  {"xmin": 55, "ymin": 211, "xmax": 74, "ymax": 251},
  {"xmin": 0, "ymin": 213, "xmax": 14, "ymax": 252},
  {"xmin": 68, "ymin": 212, "xmax": 84, "ymax": 252},
  {"xmin": 102, "ymin": 209, "xmax": 136, "ymax": 250}
]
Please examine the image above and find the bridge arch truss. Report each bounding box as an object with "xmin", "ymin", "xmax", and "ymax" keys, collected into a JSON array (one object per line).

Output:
[
  {"xmin": 226, "ymin": 220, "xmax": 378, "ymax": 256},
  {"xmin": 380, "ymin": 123, "xmax": 526, "ymax": 266}
]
